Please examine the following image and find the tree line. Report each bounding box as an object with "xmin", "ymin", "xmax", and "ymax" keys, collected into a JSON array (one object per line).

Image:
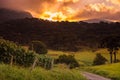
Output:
[{"xmin": 0, "ymin": 18, "xmax": 120, "ymax": 51}]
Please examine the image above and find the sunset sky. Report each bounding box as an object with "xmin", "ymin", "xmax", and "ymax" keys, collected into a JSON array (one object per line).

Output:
[{"xmin": 0, "ymin": 0, "xmax": 120, "ymax": 22}]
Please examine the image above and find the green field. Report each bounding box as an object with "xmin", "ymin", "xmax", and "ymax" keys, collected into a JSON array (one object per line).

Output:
[
  {"xmin": 47, "ymin": 49, "xmax": 120, "ymax": 80},
  {"xmin": 0, "ymin": 64, "xmax": 86, "ymax": 80},
  {"xmin": 84, "ymin": 63, "xmax": 120, "ymax": 80},
  {"xmin": 48, "ymin": 49, "xmax": 120, "ymax": 66}
]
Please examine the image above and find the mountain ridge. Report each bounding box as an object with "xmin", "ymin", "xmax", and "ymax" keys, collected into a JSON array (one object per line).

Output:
[{"xmin": 0, "ymin": 8, "xmax": 33, "ymax": 23}]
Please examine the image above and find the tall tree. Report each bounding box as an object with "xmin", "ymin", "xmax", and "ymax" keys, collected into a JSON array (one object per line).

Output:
[{"xmin": 100, "ymin": 36, "xmax": 120, "ymax": 63}]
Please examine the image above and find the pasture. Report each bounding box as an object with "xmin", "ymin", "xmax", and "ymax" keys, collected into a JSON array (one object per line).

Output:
[{"xmin": 48, "ymin": 49, "xmax": 120, "ymax": 66}]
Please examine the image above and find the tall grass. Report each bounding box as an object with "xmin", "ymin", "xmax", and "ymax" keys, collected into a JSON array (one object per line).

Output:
[{"xmin": 0, "ymin": 64, "xmax": 86, "ymax": 80}]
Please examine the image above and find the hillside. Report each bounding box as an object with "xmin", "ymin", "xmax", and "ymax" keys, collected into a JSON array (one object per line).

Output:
[
  {"xmin": 0, "ymin": 8, "xmax": 32, "ymax": 23},
  {"xmin": 0, "ymin": 18, "xmax": 120, "ymax": 51}
]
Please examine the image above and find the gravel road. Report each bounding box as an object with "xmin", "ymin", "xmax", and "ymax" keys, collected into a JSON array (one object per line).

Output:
[{"xmin": 81, "ymin": 72, "xmax": 111, "ymax": 80}]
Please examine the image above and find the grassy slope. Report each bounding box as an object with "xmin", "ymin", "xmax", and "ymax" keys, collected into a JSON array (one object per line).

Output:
[
  {"xmin": 48, "ymin": 49, "xmax": 120, "ymax": 80},
  {"xmin": 84, "ymin": 63, "xmax": 120, "ymax": 80},
  {"xmin": 0, "ymin": 64, "xmax": 86, "ymax": 80},
  {"xmin": 48, "ymin": 49, "xmax": 120, "ymax": 66}
]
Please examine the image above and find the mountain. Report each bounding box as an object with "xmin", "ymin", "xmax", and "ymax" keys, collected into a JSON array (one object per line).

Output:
[
  {"xmin": 0, "ymin": 8, "xmax": 33, "ymax": 23},
  {"xmin": 82, "ymin": 19, "xmax": 111, "ymax": 23}
]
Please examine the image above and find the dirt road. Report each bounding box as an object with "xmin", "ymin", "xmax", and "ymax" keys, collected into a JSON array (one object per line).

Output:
[{"xmin": 81, "ymin": 72, "xmax": 111, "ymax": 80}]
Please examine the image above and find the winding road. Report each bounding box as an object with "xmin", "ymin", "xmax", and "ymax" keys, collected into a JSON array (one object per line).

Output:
[{"xmin": 81, "ymin": 72, "xmax": 111, "ymax": 80}]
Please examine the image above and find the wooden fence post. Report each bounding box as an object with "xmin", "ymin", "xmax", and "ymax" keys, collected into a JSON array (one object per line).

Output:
[
  {"xmin": 31, "ymin": 57, "xmax": 38, "ymax": 71},
  {"xmin": 10, "ymin": 55, "xmax": 13, "ymax": 66}
]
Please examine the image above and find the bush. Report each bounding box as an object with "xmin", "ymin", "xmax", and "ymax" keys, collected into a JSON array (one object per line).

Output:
[
  {"xmin": 93, "ymin": 53, "xmax": 107, "ymax": 65},
  {"xmin": 0, "ymin": 39, "xmax": 35, "ymax": 67},
  {"xmin": 0, "ymin": 39, "xmax": 17, "ymax": 64},
  {"xmin": 15, "ymin": 49, "xmax": 35, "ymax": 67},
  {"xmin": 37, "ymin": 55, "xmax": 53, "ymax": 70},
  {"xmin": 55, "ymin": 54, "xmax": 79, "ymax": 69},
  {"xmin": 29, "ymin": 41, "xmax": 48, "ymax": 54}
]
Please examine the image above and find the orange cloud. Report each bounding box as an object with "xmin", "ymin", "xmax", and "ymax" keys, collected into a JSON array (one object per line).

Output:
[
  {"xmin": 57, "ymin": 0, "xmax": 79, "ymax": 3},
  {"xmin": 71, "ymin": 3, "xmax": 120, "ymax": 21},
  {"xmin": 39, "ymin": 11, "xmax": 67, "ymax": 21},
  {"xmin": 85, "ymin": 3, "xmax": 115, "ymax": 12},
  {"xmin": 107, "ymin": 0, "xmax": 120, "ymax": 5},
  {"xmin": 27, "ymin": 0, "xmax": 79, "ymax": 21}
]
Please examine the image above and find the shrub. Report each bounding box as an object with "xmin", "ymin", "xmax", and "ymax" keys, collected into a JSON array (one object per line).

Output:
[
  {"xmin": 55, "ymin": 54, "xmax": 79, "ymax": 69},
  {"xmin": 0, "ymin": 39, "xmax": 17, "ymax": 64},
  {"xmin": 93, "ymin": 53, "xmax": 107, "ymax": 65},
  {"xmin": 0, "ymin": 39, "xmax": 35, "ymax": 67},
  {"xmin": 29, "ymin": 41, "xmax": 48, "ymax": 54},
  {"xmin": 15, "ymin": 49, "xmax": 35, "ymax": 67},
  {"xmin": 37, "ymin": 55, "xmax": 53, "ymax": 70}
]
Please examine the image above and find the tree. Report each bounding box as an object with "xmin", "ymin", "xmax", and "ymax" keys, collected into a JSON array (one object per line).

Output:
[
  {"xmin": 93, "ymin": 53, "xmax": 107, "ymax": 65},
  {"xmin": 100, "ymin": 36, "xmax": 120, "ymax": 63},
  {"xmin": 55, "ymin": 54, "xmax": 79, "ymax": 69},
  {"xmin": 29, "ymin": 41, "xmax": 48, "ymax": 54}
]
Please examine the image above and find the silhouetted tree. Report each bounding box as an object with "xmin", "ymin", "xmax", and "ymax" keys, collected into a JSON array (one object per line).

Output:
[
  {"xmin": 93, "ymin": 53, "xmax": 107, "ymax": 65},
  {"xmin": 100, "ymin": 36, "xmax": 120, "ymax": 63}
]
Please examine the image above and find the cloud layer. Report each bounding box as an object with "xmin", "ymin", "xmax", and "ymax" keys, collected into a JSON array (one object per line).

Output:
[
  {"xmin": 0, "ymin": 0, "xmax": 120, "ymax": 22},
  {"xmin": 72, "ymin": 3, "xmax": 120, "ymax": 21}
]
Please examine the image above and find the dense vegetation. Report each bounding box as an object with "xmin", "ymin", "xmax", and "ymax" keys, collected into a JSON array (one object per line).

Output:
[
  {"xmin": 0, "ymin": 18, "xmax": 120, "ymax": 51},
  {"xmin": 85, "ymin": 63, "xmax": 120, "ymax": 80},
  {"xmin": 0, "ymin": 39, "xmax": 35, "ymax": 66},
  {"xmin": 0, "ymin": 39, "xmax": 53, "ymax": 69}
]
